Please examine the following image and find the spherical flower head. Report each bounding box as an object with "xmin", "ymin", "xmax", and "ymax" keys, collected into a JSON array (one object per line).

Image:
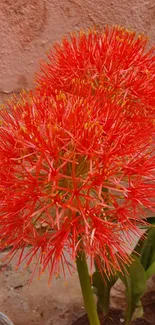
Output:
[
  {"xmin": 0, "ymin": 26, "xmax": 155, "ymax": 281},
  {"xmin": 36, "ymin": 25, "xmax": 155, "ymax": 109}
]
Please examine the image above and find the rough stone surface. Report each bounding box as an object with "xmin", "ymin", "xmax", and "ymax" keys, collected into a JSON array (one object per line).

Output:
[{"xmin": 0, "ymin": 0, "xmax": 155, "ymax": 102}]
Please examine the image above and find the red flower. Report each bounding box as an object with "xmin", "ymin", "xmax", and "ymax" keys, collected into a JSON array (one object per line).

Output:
[
  {"xmin": 0, "ymin": 26, "xmax": 155, "ymax": 280},
  {"xmin": 36, "ymin": 26, "xmax": 155, "ymax": 108}
]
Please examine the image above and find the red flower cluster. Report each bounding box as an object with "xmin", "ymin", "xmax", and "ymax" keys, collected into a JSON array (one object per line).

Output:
[
  {"xmin": 37, "ymin": 26, "xmax": 155, "ymax": 107},
  {"xmin": 0, "ymin": 26, "xmax": 155, "ymax": 279}
]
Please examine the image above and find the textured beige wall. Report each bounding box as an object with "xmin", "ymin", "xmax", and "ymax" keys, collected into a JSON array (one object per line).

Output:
[{"xmin": 0, "ymin": 0, "xmax": 155, "ymax": 102}]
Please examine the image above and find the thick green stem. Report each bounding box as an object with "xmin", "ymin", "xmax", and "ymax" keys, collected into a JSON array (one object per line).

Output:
[
  {"xmin": 124, "ymin": 279, "xmax": 133, "ymax": 325},
  {"xmin": 76, "ymin": 252, "xmax": 100, "ymax": 325}
]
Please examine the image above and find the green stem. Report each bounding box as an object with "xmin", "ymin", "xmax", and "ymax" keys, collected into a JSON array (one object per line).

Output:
[
  {"xmin": 124, "ymin": 277, "xmax": 133, "ymax": 325},
  {"xmin": 76, "ymin": 252, "xmax": 100, "ymax": 325}
]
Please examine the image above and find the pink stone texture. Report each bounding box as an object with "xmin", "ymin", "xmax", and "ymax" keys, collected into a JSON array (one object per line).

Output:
[{"xmin": 0, "ymin": 0, "xmax": 155, "ymax": 102}]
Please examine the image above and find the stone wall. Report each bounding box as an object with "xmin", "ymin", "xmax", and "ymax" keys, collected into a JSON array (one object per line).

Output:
[{"xmin": 0, "ymin": 0, "xmax": 155, "ymax": 102}]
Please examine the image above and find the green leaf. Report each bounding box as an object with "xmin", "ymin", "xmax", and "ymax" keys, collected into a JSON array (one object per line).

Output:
[
  {"xmin": 131, "ymin": 227, "xmax": 155, "ymax": 275},
  {"xmin": 138, "ymin": 227, "xmax": 155, "ymax": 271},
  {"xmin": 132, "ymin": 230, "xmax": 149, "ymax": 256},
  {"xmin": 146, "ymin": 260, "xmax": 155, "ymax": 279},
  {"xmin": 92, "ymin": 271, "xmax": 117, "ymax": 315},
  {"xmin": 146, "ymin": 216, "xmax": 155, "ymax": 225},
  {"xmin": 118, "ymin": 255, "xmax": 147, "ymax": 325}
]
